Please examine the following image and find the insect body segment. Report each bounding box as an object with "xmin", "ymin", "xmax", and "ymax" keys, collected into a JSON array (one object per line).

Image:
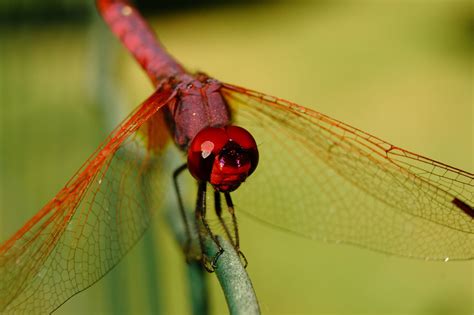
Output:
[{"xmin": 165, "ymin": 74, "xmax": 231, "ymax": 149}]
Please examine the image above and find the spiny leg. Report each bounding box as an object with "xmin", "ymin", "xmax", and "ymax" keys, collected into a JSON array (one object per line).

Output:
[
  {"xmin": 196, "ymin": 181, "xmax": 224, "ymax": 272},
  {"xmin": 173, "ymin": 163, "xmax": 193, "ymax": 260},
  {"xmin": 223, "ymin": 192, "xmax": 248, "ymax": 268},
  {"xmin": 214, "ymin": 191, "xmax": 234, "ymax": 244}
]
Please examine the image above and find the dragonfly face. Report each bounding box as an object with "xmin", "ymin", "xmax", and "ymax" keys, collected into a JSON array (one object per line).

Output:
[{"xmin": 187, "ymin": 126, "xmax": 259, "ymax": 192}]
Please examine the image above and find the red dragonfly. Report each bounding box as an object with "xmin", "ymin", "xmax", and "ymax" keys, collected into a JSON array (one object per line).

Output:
[{"xmin": 1, "ymin": 0, "xmax": 473, "ymax": 313}]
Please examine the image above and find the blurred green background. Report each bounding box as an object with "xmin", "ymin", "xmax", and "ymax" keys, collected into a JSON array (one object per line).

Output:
[{"xmin": 0, "ymin": 0, "xmax": 472, "ymax": 314}]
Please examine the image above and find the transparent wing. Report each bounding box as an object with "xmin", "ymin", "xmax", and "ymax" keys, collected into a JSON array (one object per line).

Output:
[
  {"xmin": 222, "ymin": 83, "xmax": 474, "ymax": 261},
  {"xmin": 0, "ymin": 88, "xmax": 175, "ymax": 313}
]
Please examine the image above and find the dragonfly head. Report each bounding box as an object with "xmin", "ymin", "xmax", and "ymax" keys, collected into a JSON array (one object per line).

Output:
[{"xmin": 187, "ymin": 126, "xmax": 259, "ymax": 192}]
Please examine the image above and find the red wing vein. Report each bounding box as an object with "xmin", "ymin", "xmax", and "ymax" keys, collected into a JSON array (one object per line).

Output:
[
  {"xmin": 222, "ymin": 83, "xmax": 473, "ymax": 260},
  {"xmin": 0, "ymin": 89, "xmax": 175, "ymax": 313}
]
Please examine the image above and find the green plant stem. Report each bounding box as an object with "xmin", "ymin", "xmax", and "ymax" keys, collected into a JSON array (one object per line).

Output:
[
  {"xmin": 186, "ymin": 260, "xmax": 209, "ymax": 315},
  {"xmin": 90, "ymin": 7, "xmax": 130, "ymax": 314},
  {"xmin": 166, "ymin": 207, "xmax": 260, "ymax": 315},
  {"xmin": 91, "ymin": 5, "xmax": 162, "ymax": 313},
  {"xmin": 166, "ymin": 208, "xmax": 209, "ymax": 315},
  {"xmin": 204, "ymin": 236, "xmax": 260, "ymax": 315}
]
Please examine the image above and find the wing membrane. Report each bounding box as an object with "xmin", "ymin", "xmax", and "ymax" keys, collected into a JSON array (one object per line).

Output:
[
  {"xmin": 222, "ymin": 83, "xmax": 473, "ymax": 260},
  {"xmin": 0, "ymin": 89, "xmax": 175, "ymax": 313}
]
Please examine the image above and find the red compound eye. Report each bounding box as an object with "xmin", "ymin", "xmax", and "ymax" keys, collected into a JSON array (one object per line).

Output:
[{"xmin": 187, "ymin": 126, "xmax": 259, "ymax": 192}]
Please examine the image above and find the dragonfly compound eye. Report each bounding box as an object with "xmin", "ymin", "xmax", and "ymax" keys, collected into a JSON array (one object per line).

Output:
[{"xmin": 187, "ymin": 126, "xmax": 259, "ymax": 192}]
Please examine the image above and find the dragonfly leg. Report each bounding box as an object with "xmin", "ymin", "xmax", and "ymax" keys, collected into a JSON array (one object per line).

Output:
[
  {"xmin": 196, "ymin": 181, "xmax": 224, "ymax": 272},
  {"xmin": 173, "ymin": 163, "xmax": 193, "ymax": 261},
  {"xmin": 214, "ymin": 191, "xmax": 234, "ymax": 244},
  {"xmin": 223, "ymin": 192, "xmax": 248, "ymax": 268}
]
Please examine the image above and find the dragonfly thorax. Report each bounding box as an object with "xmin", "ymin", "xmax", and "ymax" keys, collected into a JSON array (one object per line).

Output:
[{"xmin": 166, "ymin": 74, "xmax": 231, "ymax": 149}]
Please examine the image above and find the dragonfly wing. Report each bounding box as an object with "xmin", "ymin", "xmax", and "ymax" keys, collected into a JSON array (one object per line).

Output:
[
  {"xmin": 0, "ymin": 88, "xmax": 175, "ymax": 313},
  {"xmin": 221, "ymin": 83, "xmax": 474, "ymax": 261}
]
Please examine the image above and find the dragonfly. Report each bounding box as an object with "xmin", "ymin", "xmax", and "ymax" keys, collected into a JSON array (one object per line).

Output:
[{"xmin": 1, "ymin": 0, "xmax": 473, "ymax": 313}]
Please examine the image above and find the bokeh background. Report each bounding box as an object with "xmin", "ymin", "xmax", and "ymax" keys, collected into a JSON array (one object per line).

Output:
[{"xmin": 0, "ymin": 0, "xmax": 472, "ymax": 314}]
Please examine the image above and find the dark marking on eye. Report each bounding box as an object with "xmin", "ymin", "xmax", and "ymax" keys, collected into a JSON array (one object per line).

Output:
[{"xmin": 452, "ymin": 198, "xmax": 474, "ymax": 218}]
